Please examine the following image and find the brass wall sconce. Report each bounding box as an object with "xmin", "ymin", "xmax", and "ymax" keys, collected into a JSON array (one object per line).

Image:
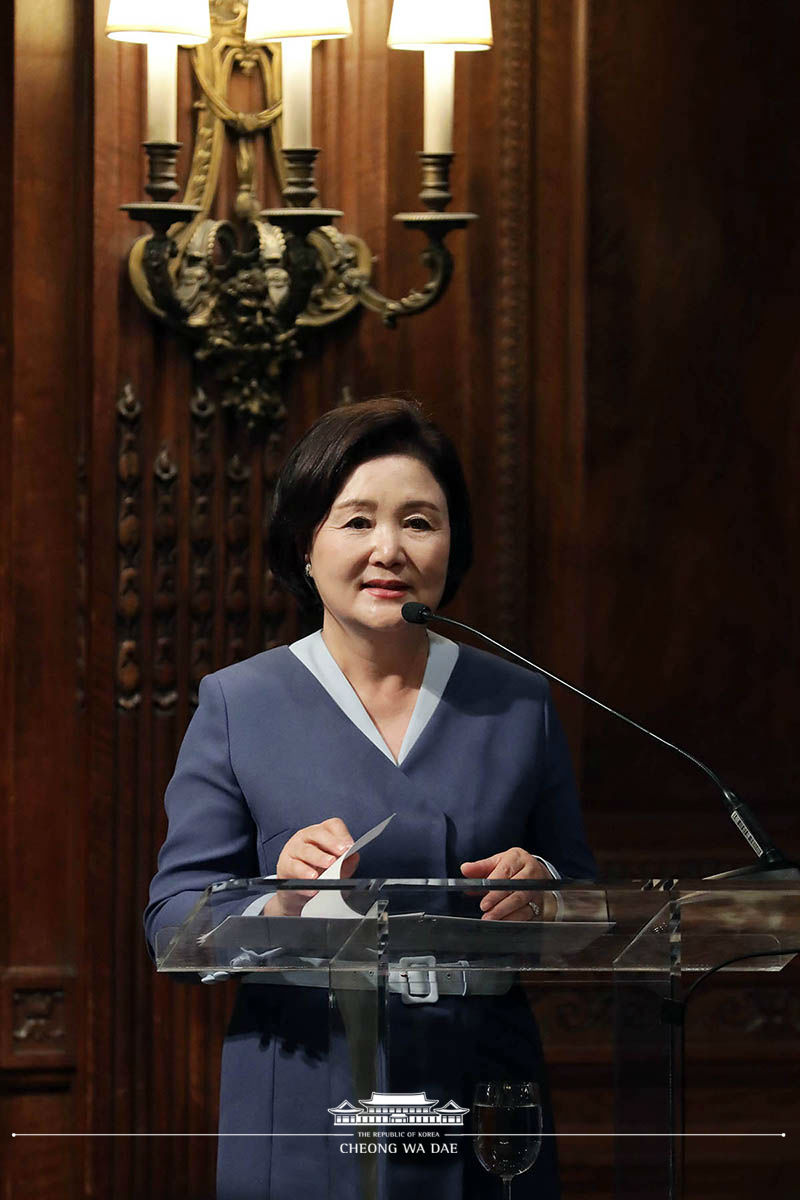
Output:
[{"xmin": 106, "ymin": 0, "xmax": 493, "ymax": 427}]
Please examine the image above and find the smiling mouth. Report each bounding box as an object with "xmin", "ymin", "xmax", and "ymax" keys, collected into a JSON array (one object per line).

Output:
[{"xmin": 362, "ymin": 580, "xmax": 409, "ymax": 594}]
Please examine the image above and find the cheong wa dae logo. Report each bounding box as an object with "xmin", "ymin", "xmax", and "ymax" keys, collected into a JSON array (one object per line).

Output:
[{"xmin": 329, "ymin": 1092, "xmax": 469, "ymax": 1127}]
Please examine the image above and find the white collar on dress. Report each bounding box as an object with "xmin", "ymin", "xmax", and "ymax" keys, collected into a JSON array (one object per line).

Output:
[{"xmin": 289, "ymin": 628, "xmax": 459, "ymax": 765}]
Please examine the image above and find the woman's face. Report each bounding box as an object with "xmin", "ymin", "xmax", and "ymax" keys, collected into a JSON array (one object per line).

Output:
[{"xmin": 309, "ymin": 454, "xmax": 451, "ymax": 638}]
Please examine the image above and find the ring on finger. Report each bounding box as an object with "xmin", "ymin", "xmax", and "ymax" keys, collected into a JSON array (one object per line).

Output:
[{"xmin": 527, "ymin": 900, "xmax": 540, "ymax": 917}]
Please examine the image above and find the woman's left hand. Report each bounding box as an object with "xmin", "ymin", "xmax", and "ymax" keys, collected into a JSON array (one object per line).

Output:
[{"xmin": 460, "ymin": 848, "xmax": 553, "ymax": 920}]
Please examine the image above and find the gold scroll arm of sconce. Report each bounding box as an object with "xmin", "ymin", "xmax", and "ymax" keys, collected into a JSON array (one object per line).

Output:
[{"xmin": 344, "ymin": 215, "xmax": 472, "ymax": 329}]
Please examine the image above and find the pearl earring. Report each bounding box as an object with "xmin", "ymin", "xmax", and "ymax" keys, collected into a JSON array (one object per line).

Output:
[{"xmin": 304, "ymin": 562, "xmax": 312, "ymax": 579}]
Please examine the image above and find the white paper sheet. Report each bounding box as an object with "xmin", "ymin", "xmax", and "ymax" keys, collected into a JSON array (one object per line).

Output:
[{"xmin": 300, "ymin": 813, "xmax": 396, "ymax": 919}]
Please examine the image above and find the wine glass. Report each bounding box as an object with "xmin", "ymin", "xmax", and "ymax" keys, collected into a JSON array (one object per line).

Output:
[{"xmin": 473, "ymin": 1081, "xmax": 543, "ymax": 1198}]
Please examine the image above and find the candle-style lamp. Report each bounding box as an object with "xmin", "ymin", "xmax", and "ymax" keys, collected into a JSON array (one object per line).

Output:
[
  {"xmin": 106, "ymin": 0, "xmax": 211, "ymax": 218},
  {"xmin": 387, "ymin": 0, "xmax": 493, "ymax": 211},
  {"xmin": 245, "ymin": 0, "xmax": 353, "ymax": 233}
]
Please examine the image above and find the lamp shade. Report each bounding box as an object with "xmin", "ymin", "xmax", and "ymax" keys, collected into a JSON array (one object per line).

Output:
[
  {"xmin": 105, "ymin": 0, "xmax": 211, "ymax": 44},
  {"xmin": 245, "ymin": 0, "xmax": 352, "ymax": 42},
  {"xmin": 388, "ymin": 0, "xmax": 493, "ymax": 50}
]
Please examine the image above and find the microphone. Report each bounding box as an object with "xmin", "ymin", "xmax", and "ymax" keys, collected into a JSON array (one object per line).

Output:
[
  {"xmin": 401, "ymin": 602, "xmax": 434, "ymax": 624},
  {"xmin": 401, "ymin": 602, "xmax": 797, "ymax": 877}
]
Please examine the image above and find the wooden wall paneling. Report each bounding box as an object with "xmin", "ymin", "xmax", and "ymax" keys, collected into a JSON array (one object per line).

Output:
[
  {"xmin": 189, "ymin": 388, "xmax": 217, "ymax": 698},
  {"xmin": 490, "ymin": 0, "xmax": 534, "ymax": 644},
  {"xmin": 86, "ymin": 23, "xmax": 122, "ymax": 1196},
  {"xmin": 305, "ymin": 0, "xmax": 401, "ymax": 412},
  {"xmin": 682, "ymin": 958, "xmax": 800, "ymax": 1198},
  {"xmin": 115, "ymin": 381, "xmax": 145, "ymax": 1195},
  {"xmin": 524, "ymin": 0, "xmax": 590, "ymax": 765},
  {"xmin": 9, "ymin": 0, "xmax": 82, "ymax": 998},
  {"xmin": 151, "ymin": 441, "xmax": 181, "ymax": 1195},
  {"xmin": 131, "ymin": 367, "xmax": 187, "ymax": 1193},
  {"xmin": 262, "ymin": 428, "xmax": 292, "ymax": 651},
  {"xmin": 585, "ymin": 0, "xmax": 800, "ymax": 872},
  {"xmin": 584, "ymin": 1, "xmax": 800, "ymax": 1193},
  {"xmin": 533, "ymin": 982, "xmax": 617, "ymax": 1199},
  {"xmin": 452, "ymin": 18, "xmax": 500, "ymax": 636},
  {"xmin": 344, "ymin": 0, "xmax": 404, "ymax": 397},
  {"xmin": 0, "ymin": 0, "xmax": 15, "ymax": 1009},
  {"xmin": 91, "ymin": 11, "xmax": 153, "ymax": 1194},
  {"xmin": 156, "ymin": 355, "xmax": 195, "ymax": 1196},
  {"xmin": 0, "ymin": 4, "xmax": 13, "ymax": 1165},
  {"xmin": 2, "ymin": 0, "xmax": 92, "ymax": 1195},
  {"xmin": 223, "ymin": 445, "xmax": 250, "ymax": 666},
  {"xmin": 247, "ymin": 439, "xmax": 264, "ymax": 661},
  {"xmin": 211, "ymin": 396, "xmax": 228, "ymax": 674}
]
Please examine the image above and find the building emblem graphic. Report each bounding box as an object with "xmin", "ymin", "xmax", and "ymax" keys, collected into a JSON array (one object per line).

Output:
[{"xmin": 329, "ymin": 1092, "xmax": 469, "ymax": 1127}]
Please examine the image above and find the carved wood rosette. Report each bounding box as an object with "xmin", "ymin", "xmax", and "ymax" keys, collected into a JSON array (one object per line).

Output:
[
  {"xmin": 1, "ymin": 967, "xmax": 77, "ymax": 1075},
  {"xmin": 116, "ymin": 385, "xmax": 142, "ymax": 711},
  {"xmin": 12, "ymin": 989, "xmax": 66, "ymax": 1047}
]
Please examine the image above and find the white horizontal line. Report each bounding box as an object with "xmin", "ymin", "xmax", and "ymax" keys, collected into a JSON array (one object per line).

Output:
[{"xmin": 11, "ymin": 1132, "xmax": 787, "ymax": 1139}]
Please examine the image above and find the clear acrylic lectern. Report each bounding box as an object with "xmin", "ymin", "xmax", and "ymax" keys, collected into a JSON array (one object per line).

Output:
[{"xmin": 154, "ymin": 878, "xmax": 800, "ymax": 1199}]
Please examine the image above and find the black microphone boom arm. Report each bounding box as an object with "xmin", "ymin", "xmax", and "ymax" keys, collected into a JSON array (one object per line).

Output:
[{"xmin": 400, "ymin": 602, "xmax": 795, "ymax": 874}]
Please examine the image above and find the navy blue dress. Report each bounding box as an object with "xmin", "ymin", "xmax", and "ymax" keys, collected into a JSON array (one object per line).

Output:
[{"xmin": 145, "ymin": 643, "xmax": 596, "ymax": 1199}]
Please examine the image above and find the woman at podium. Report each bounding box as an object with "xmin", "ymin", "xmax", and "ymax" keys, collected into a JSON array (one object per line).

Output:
[{"xmin": 145, "ymin": 397, "xmax": 595, "ymax": 1199}]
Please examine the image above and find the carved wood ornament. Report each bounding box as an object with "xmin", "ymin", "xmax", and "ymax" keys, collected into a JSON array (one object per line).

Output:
[
  {"xmin": 189, "ymin": 388, "xmax": 217, "ymax": 704},
  {"xmin": 116, "ymin": 384, "xmax": 143, "ymax": 711}
]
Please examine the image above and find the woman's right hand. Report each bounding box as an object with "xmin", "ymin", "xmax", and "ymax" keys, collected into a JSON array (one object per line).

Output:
[{"xmin": 262, "ymin": 818, "xmax": 359, "ymax": 916}]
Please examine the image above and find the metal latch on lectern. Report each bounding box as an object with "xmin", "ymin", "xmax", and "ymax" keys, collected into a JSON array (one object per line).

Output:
[{"xmin": 396, "ymin": 955, "xmax": 439, "ymax": 1005}]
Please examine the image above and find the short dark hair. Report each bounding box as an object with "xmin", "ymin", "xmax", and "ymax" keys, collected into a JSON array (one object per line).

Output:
[{"xmin": 268, "ymin": 397, "xmax": 472, "ymax": 611}]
